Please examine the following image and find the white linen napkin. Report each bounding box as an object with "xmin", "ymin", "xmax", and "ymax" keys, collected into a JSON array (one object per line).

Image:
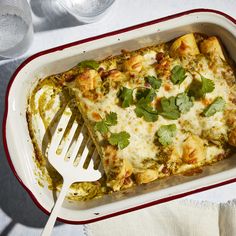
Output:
[{"xmin": 85, "ymin": 199, "xmax": 236, "ymax": 236}]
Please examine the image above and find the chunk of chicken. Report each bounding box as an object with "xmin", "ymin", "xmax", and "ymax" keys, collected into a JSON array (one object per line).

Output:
[
  {"xmin": 135, "ymin": 169, "xmax": 158, "ymax": 184},
  {"xmin": 108, "ymin": 158, "xmax": 133, "ymax": 191},
  {"xmin": 200, "ymin": 36, "xmax": 225, "ymax": 60},
  {"xmin": 105, "ymin": 69, "xmax": 126, "ymax": 89},
  {"xmin": 202, "ymin": 127, "xmax": 227, "ymax": 146},
  {"xmin": 107, "ymin": 69, "xmax": 126, "ymax": 82},
  {"xmin": 103, "ymin": 145, "xmax": 133, "ymax": 191},
  {"xmin": 75, "ymin": 69, "xmax": 101, "ymax": 92},
  {"xmin": 182, "ymin": 135, "xmax": 206, "ymax": 164},
  {"xmin": 123, "ymin": 55, "xmax": 143, "ymax": 73},
  {"xmin": 170, "ymin": 33, "xmax": 200, "ymax": 57},
  {"xmin": 155, "ymin": 55, "xmax": 171, "ymax": 79}
]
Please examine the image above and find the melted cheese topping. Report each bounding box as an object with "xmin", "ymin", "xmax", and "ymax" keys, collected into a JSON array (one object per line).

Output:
[{"xmin": 76, "ymin": 49, "xmax": 232, "ymax": 175}]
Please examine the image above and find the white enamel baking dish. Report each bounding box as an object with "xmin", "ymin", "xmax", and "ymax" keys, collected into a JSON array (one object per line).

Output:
[{"xmin": 3, "ymin": 9, "xmax": 236, "ymax": 224}]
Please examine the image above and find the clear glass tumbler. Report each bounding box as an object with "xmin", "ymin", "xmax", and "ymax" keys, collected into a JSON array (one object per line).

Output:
[
  {"xmin": 0, "ymin": 0, "xmax": 33, "ymax": 58},
  {"xmin": 57, "ymin": 0, "xmax": 116, "ymax": 23}
]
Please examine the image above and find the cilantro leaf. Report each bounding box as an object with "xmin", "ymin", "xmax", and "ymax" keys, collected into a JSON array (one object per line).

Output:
[
  {"xmin": 159, "ymin": 96, "xmax": 180, "ymax": 120},
  {"xmin": 160, "ymin": 96, "xmax": 176, "ymax": 112},
  {"xmin": 134, "ymin": 88, "xmax": 158, "ymax": 122},
  {"xmin": 188, "ymin": 74, "xmax": 215, "ymax": 98},
  {"xmin": 201, "ymin": 74, "xmax": 215, "ymax": 94},
  {"xmin": 159, "ymin": 110, "xmax": 180, "ymax": 120},
  {"xmin": 156, "ymin": 124, "xmax": 177, "ymax": 146},
  {"xmin": 94, "ymin": 112, "xmax": 117, "ymax": 134},
  {"xmin": 188, "ymin": 79, "xmax": 202, "ymax": 98},
  {"xmin": 108, "ymin": 131, "xmax": 130, "ymax": 149},
  {"xmin": 136, "ymin": 88, "xmax": 156, "ymax": 103},
  {"xmin": 77, "ymin": 60, "xmax": 99, "ymax": 70},
  {"xmin": 117, "ymin": 87, "xmax": 133, "ymax": 108},
  {"xmin": 176, "ymin": 93, "xmax": 193, "ymax": 114},
  {"xmin": 202, "ymin": 97, "xmax": 225, "ymax": 117},
  {"xmin": 144, "ymin": 88, "xmax": 156, "ymax": 103},
  {"xmin": 136, "ymin": 88, "xmax": 150, "ymax": 101},
  {"xmin": 135, "ymin": 98, "xmax": 159, "ymax": 122},
  {"xmin": 171, "ymin": 65, "xmax": 187, "ymax": 85},
  {"xmin": 145, "ymin": 76, "xmax": 162, "ymax": 89},
  {"xmin": 94, "ymin": 121, "xmax": 109, "ymax": 134},
  {"xmin": 105, "ymin": 112, "xmax": 118, "ymax": 126}
]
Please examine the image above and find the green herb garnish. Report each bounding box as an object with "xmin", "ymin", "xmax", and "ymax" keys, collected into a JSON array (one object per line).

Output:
[
  {"xmin": 156, "ymin": 124, "xmax": 177, "ymax": 146},
  {"xmin": 94, "ymin": 112, "xmax": 117, "ymax": 134},
  {"xmin": 77, "ymin": 60, "xmax": 99, "ymax": 70},
  {"xmin": 176, "ymin": 93, "xmax": 193, "ymax": 114},
  {"xmin": 105, "ymin": 112, "xmax": 118, "ymax": 126},
  {"xmin": 108, "ymin": 131, "xmax": 130, "ymax": 149},
  {"xmin": 159, "ymin": 96, "xmax": 180, "ymax": 120},
  {"xmin": 145, "ymin": 75, "xmax": 162, "ymax": 89},
  {"xmin": 188, "ymin": 74, "xmax": 215, "ymax": 98},
  {"xmin": 135, "ymin": 88, "xmax": 156, "ymax": 103},
  {"xmin": 94, "ymin": 121, "xmax": 109, "ymax": 134},
  {"xmin": 136, "ymin": 89, "xmax": 150, "ymax": 101},
  {"xmin": 134, "ymin": 88, "xmax": 158, "ymax": 122},
  {"xmin": 202, "ymin": 97, "xmax": 225, "ymax": 117},
  {"xmin": 135, "ymin": 98, "xmax": 159, "ymax": 122},
  {"xmin": 201, "ymin": 75, "xmax": 215, "ymax": 94},
  {"xmin": 117, "ymin": 87, "xmax": 133, "ymax": 108},
  {"xmin": 171, "ymin": 65, "xmax": 187, "ymax": 85}
]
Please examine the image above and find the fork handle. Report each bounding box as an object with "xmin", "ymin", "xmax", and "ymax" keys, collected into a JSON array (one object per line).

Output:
[{"xmin": 41, "ymin": 180, "xmax": 71, "ymax": 236}]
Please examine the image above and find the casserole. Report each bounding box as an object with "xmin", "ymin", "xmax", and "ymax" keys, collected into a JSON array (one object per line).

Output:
[
  {"xmin": 3, "ymin": 9, "xmax": 236, "ymax": 223},
  {"xmin": 30, "ymin": 32, "xmax": 236, "ymax": 197}
]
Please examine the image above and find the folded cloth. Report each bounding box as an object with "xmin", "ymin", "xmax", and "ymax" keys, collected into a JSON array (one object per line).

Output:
[{"xmin": 85, "ymin": 199, "xmax": 236, "ymax": 236}]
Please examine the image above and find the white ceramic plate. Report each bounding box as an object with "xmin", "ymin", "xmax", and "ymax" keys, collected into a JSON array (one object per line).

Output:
[{"xmin": 3, "ymin": 9, "xmax": 236, "ymax": 224}]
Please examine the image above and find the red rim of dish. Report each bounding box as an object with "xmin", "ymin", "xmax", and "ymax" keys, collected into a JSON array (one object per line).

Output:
[{"xmin": 2, "ymin": 8, "xmax": 236, "ymax": 224}]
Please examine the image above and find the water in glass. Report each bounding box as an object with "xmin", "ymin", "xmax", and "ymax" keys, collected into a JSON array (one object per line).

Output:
[{"xmin": 0, "ymin": 1, "xmax": 33, "ymax": 58}]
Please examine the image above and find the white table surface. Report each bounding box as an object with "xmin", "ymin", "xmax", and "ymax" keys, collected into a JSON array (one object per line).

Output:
[{"xmin": 0, "ymin": 0, "xmax": 236, "ymax": 235}]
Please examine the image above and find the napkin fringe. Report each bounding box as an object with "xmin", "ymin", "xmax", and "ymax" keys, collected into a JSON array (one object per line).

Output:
[
  {"xmin": 84, "ymin": 224, "xmax": 89, "ymax": 236},
  {"xmin": 175, "ymin": 199, "xmax": 219, "ymax": 210},
  {"xmin": 223, "ymin": 199, "xmax": 236, "ymax": 208}
]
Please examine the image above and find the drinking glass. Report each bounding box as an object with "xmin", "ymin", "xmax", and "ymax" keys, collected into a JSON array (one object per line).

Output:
[
  {"xmin": 57, "ymin": 0, "xmax": 116, "ymax": 23},
  {"xmin": 0, "ymin": 0, "xmax": 33, "ymax": 58}
]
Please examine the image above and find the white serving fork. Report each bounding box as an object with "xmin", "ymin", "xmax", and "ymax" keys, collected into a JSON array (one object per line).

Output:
[{"xmin": 41, "ymin": 104, "xmax": 102, "ymax": 236}]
